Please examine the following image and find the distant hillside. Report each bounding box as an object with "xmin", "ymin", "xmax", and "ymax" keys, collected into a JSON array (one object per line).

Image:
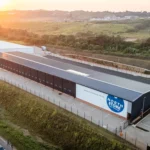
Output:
[{"xmin": 0, "ymin": 10, "xmax": 150, "ymax": 21}]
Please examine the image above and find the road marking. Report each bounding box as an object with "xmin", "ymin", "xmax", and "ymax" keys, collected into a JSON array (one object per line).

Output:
[{"xmin": 67, "ymin": 70, "xmax": 89, "ymax": 77}]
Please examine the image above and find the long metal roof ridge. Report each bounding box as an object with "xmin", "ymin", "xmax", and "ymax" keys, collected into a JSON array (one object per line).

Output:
[{"xmin": 0, "ymin": 52, "xmax": 143, "ymax": 102}]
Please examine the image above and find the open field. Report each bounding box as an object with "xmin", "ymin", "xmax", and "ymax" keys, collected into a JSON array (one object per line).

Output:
[
  {"xmin": 0, "ymin": 20, "xmax": 150, "ymax": 70},
  {"xmin": 1, "ymin": 20, "xmax": 150, "ymax": 40}
]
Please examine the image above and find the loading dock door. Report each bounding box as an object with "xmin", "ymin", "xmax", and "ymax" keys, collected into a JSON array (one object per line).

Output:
[
  {"xmin": 2, "ymin": 59, "xmax": 6, "ymax": 69},
  {"xmin": 24, "ymin": 66, "xmax": 31, "ymax": 79},
  {"xmin": 14, "ymin": 63, "xmax": 19, "ymax": 74},
  {"xmin": 63, "ymin": 79, "xmax": 76, "ymax": 97},
  {"xmin": 38, "ymin": 71, "xmax": 46, "ymax": 85},
  {"xmin": 0, "ymin": 58, "xmax": 2, "ymax": 68},
  {"xmin": 54, "ymin": 76, "xmax": 63, "ymax": 92},
  {"xmin": 4, "ymin": 60, "xmax": 8, "ymax": 70},
  {"xmin": 30, "ymin": 68, "xmax": 38, "ymax": 82},
  {"xmin": 7, "ymin": 61, "xmax": 11, "ymax": 71},
  {"xmin": 19, "ymin": 65, "xmax": 25, "ymax": 76},
  {"xmin": 45, "ymin": 74, "xmax": 54, "ymax": 88},
  {"xmin": 12, "ymin": 62, "xmax": 16, "ymax": 73}
]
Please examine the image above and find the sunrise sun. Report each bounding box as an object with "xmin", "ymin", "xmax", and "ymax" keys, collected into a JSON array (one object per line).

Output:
[{"xmin": 0, "ymin": 0, "xmax": 10, "ymax": 9}]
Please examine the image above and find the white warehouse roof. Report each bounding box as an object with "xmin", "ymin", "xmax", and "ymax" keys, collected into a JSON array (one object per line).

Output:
[{"xmin": 0, "ymin": 41, "xmax": 34, "ymax": 54}]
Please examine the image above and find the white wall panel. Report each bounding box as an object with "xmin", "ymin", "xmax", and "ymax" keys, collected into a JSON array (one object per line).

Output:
[
  {"xmin": 0, "ymin": 48, "xmax": 34, "ymax": 54},
  {"xmin": 127, "ymin": 102, "xmax": 132, "ymax": 113},
  {"xmin": 0, "ymin": 40, "xmax": 34, "ymax": 54},
  {"xmin": 76, "ymin": 84, "xmax": 128, "ymax": 118}
]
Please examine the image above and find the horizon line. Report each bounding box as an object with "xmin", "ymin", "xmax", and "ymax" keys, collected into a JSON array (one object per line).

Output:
[{"xmin": 0, "ymin": 9, "xmax": 150, "ymax": 13}]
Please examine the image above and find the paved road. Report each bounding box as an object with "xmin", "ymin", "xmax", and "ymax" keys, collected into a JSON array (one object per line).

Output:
[{"xmin": 0, "ymin": 137, "xmax": 14, "ymax": 150}]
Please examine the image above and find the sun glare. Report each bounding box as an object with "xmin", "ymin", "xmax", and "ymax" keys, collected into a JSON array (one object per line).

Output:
[{"xmin": 0, "ymin": 0, "xmax": 10, "ymax": 9}]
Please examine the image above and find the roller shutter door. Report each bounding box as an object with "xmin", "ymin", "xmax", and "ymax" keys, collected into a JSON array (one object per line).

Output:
[
  {"xmin": 45, "ymin": 74, "xmax": 54, "ymax": 88},
  {"xmin": 18, "ymin": 65, "xmax": 25, "ymax": 76},
  {"xmin": 54, "ymin": 76, "xmax": 63, "ymax": 92},
  {"xmin": 24, "ymin": 66, "xmax": 31, "ymax": 79},
  {"xmin": 38, "ymin": 71, "xmax": 46, "ymax": 85},
  {"xmin": 63, "ymin": 79, "xmax": 76, "ymax": 97},
  {"xmin": 30, "ymin": 68, "xmax": 38, "ymax": 82}
]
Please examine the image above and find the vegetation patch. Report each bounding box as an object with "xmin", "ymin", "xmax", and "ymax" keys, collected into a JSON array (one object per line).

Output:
[
  {"xmin": 0, "ymin": 25, "xmax": 150, "ymax": 58},
  {"xmin": 0, "ymin": 81, "xmax": 135, "ymax": 150},
  {"xmin": 0, "ymin": 121, "xmax": 60, "ymax": 150}
]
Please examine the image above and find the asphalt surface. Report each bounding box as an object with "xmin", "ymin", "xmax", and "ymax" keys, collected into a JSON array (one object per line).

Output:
[{"xmin": 0, "ymin": 137, "xmax": 14, "ymax": 150}]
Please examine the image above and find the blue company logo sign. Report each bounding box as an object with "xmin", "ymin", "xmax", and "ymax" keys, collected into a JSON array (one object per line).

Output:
[{"xmin": 107, "ymin": 95, "xmax": 124, "ymax": 113}]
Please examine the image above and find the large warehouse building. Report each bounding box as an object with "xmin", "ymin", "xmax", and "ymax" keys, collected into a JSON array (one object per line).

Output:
[{"xmin": 0, "ymin": 51, "xmax": 150, "ymax": 121}]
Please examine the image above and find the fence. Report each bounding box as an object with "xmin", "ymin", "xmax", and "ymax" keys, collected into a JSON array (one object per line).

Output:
[
  {"xmin": 45, "ymin": 52, "xmax": 150, "ymax": 78},
  {"xmin": 0, "ymin": 72, "xmax": 148, "ymax": 150}
]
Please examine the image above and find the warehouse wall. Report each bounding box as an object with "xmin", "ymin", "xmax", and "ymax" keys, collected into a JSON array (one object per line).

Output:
[
  {"xmin": 76, "ymin": 84, "xmax": 129, "ymax": 118},
  {"xmin": 0, "ymin": 57, "xmax": 138, "ymax": 120},
  {"xmin": 0, "ymin": 48, "xmax": 34, "ymax": 54},
  {"xmin": 131, "ymin": 92, "xmax": 150, "ymax": 121},
  {"xmin": 0, "ymin": 58, "xmax": 76, "ymax": 97}
]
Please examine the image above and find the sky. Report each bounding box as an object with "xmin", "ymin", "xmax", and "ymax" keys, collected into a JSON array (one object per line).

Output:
[{"xmin": 2, "ymin": 0, "xmax": 150, "ymax": 12}]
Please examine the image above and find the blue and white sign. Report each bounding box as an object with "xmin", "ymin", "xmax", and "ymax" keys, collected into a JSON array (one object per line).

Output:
[
  {"xmin": 107, "ymin": 95, "xmax": 124, "ymax": 113},
  {"xmin": 76, "ymin": 84, "xmax": 128, "ymax": 118}
]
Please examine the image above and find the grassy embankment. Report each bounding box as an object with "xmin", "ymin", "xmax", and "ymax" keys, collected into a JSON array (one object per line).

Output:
[
  {"xmin": 0, "ymin": 80, "xmax": 136, "ymax": 150},
  {"xmin": 0, "ymin": 120, "xmax": 60, "ymax": 150}
]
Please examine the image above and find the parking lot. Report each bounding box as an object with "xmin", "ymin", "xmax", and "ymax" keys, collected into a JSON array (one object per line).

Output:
[{"xmin": 0, "ymin": 68, "xmax": 126, "ymax": 133}]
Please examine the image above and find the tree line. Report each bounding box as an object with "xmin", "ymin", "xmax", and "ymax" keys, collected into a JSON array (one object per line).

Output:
[{"xmin": 0, "ymin": 26, "xmax": 150, "ymax": 57}]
